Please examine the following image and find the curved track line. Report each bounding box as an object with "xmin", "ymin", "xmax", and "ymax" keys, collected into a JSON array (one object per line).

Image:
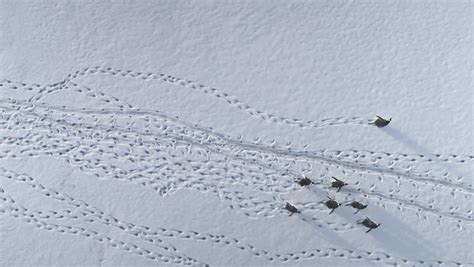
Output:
[{"xmin": 7, "ymin": 67, "xmax": 375, "ymax": 129}]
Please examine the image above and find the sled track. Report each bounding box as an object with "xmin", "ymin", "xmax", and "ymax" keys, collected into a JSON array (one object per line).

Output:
[
  {"xmin": 1, "ymin": 69, "xmax": 473, "ymax": 265},
  {"xmin": 34, "ymin": 66, "xmax": 375, "ymax": 129}
]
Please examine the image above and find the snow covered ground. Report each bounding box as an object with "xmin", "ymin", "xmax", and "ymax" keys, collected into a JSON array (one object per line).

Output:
[{"xmin": 0, "ymin": 1, "xmax": 472, "ymax": 266}]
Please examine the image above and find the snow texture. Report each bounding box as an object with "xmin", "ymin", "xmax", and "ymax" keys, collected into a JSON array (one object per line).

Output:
[{"xmin": 0, "ymin": 1, "xmax": 473, "ymax": 266}]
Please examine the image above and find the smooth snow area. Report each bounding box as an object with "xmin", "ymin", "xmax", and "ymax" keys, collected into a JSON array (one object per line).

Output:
[{"xmin": 0, "ymin": 1, "xmax": 472, "ymax": 266}]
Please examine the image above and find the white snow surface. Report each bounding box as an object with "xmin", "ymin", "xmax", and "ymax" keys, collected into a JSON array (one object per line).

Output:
[{"xmin": 0, "ymin": 1, "xmax": 473, "ymax": 266}]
